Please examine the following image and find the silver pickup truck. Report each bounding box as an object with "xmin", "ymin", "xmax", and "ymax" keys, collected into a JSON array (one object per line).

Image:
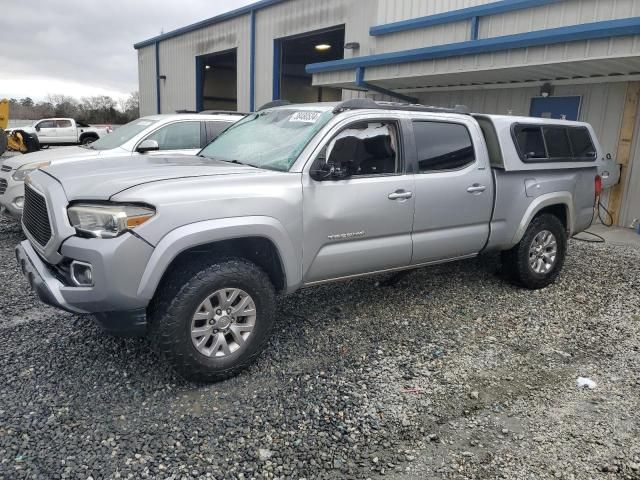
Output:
[{"xmin": 15, "ymin": 99, "xmax": 613, "ymax": 382}]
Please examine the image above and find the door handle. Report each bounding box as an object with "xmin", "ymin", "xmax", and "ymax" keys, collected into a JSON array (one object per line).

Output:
[
  {"xmin": 466, "ymin": 184, "xmax": 487, "ymax": 194},
  {"xmin": 388, "ymin": 190, "xmax": 413, "ymax": 200}
]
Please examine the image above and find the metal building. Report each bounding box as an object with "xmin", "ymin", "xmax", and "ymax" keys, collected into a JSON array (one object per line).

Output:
[{"xmin": 135, "ymin": 0, "xmax": 640, "ymax": 227}]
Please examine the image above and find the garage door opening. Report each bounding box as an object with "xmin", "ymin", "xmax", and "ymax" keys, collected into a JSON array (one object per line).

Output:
[
  {"xmin": 275, "ymin": 26, "xmax": 345, "ymax": 104},
  {"xmin": 197, "ymin": 49, "xmax": 238, "ymax": 111}
]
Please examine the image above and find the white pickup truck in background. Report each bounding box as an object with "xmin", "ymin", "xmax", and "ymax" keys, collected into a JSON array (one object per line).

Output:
[{"xmin": 9, "ymin": 118, "xmax": 111, "ymax": 146}]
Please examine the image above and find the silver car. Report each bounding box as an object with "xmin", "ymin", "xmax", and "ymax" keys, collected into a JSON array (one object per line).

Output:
[
  {"xmin": 16, "ymin": 100, "xmax": 609, "ymax": 382},
  {"xmin": 0, "ymin": 112, "xmax": 244, "ymax": 218}
]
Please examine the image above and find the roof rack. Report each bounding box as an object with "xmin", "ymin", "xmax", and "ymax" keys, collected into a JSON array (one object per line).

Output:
[
  {"xmin": 199, "ymin": 110, "xmax": 248, "ymax": 116},
  {"xmin": 257, "ymin": 100, "xmax": 292, "ymax": 111},
  {"xmin": 332, "ymin": 98, "xmax": 470, "ymax": 115}
]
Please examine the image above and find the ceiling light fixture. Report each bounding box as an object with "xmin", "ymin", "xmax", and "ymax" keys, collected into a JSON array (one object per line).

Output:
[
  {"xmin": 315, "ymin": 44, "xmax": 331, "ymax": 51},
  {"xmin": 205, "ymin": 65, "xmax": 211, "ymax": 70}
]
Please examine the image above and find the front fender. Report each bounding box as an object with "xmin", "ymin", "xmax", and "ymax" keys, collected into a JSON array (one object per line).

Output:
[
  {"xmin": 136, "ymin": 216, "xmax": 302, "ymax": 301},
  {"xmin": 512, "ymin": 192, "xmax": 574, "ymax": 245}
]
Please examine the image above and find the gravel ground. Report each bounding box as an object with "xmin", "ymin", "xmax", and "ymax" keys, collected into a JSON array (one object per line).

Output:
[{"xmin": 0, "ymin": 214, "xmax": 639, "ymax": 480}]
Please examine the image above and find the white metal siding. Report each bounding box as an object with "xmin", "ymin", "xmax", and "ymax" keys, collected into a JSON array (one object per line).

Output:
[
  {"xmin": 480, "ymin": 0, "xmax": 640, "ymax": 38},
  {"xmin": 253, "ymin": 0, "xmax": 374, "ymax": 107},
  {"xmin": 138, "ymin": 45, "xmax": 157, "ymax": 117},
  {"xmin": 155, "ymin": 15, "xmax": 251, "ymax": 113}
]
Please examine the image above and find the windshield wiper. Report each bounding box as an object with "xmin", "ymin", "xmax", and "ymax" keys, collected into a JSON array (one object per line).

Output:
[{"xmin": 201, "ymin": 156, "xmax": 259, "ymax": 168}]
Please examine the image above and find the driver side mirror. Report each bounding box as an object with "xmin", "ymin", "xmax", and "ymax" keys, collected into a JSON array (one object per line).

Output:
[
  {"xmin": 309, "ymin": 139, "xmax": 356, "ymax": 181},
  {"xmin": 35, "ymin": 126, "xmax": 41, "ymax": 132},
  {"xmin": 136, "ymin": 139, "xmax": 159, "ymax": 153}
]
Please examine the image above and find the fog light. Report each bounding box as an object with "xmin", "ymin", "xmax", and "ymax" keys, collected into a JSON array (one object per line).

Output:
[
  {"xmin": 13, "ymin": 197, "xmax": 24, "ymax": 209},
  {"xmin": 71, "ymin": 261, "xmax": 94, "ymax": 286}
]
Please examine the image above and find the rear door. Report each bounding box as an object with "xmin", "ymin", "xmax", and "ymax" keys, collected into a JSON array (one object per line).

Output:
[
  {"xmin": 204, "ymin": 121, "xmax": 233, "ymax": 146},
  {"xmin": 410, "ymin": 118, "xmax": 494, "ymax": 264},
  {"xmin": 55, "ymin": 119, "xmax": 76, "ymax": 143}
]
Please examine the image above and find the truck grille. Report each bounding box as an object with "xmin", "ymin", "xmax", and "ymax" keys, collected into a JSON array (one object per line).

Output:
[
  {"xmin": 1, "ymin": 165, "xmax": 11, "ymax": 172},
  {"xmin": 0, "ymin": 179, "xmax": 7, "ymax": 195},
  {"xmin": 23, "ymin": 185, "xmax": 52, "ymax": 246}
]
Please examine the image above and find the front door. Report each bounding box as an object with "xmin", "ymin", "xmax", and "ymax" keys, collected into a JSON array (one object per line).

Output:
[
  {"xmin": 302, "ymin": 119, "xmax": 415, "ymax": 283},
  {"xmin": 138, "ymin": 121, "xmax": 203, "ymax": 156},
  {"xmin": 410, "ymin": 120, "xmax": 493, "ymax": 264},
  {"xmin": 34, "ymin": 120, "xmax": 57, "ymax": 143}
]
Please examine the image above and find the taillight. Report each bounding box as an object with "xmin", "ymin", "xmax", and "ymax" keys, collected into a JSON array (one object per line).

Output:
[{"xmin": 595, "ymin": 175, "xmax": 602, "ymax": 197}]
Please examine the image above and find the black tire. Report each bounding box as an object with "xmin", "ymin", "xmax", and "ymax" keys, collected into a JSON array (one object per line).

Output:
[
  {"xmin": 13, "ymin": 129, "xmax": 40, "ymax": 153},
  {"xmin": 0, "ymin": 129, "xmax": 7, "ymax": 157},
  {"xmin": 149, "ymin": 258, "xmax": 276, "ymax": 382},
  {"xmin": 501, "ymin": 213, "xmax": 567, "ymax": 290},
  {"xmin": 81, "ymin": 135, "xmax": 98, "ymax": 145}
]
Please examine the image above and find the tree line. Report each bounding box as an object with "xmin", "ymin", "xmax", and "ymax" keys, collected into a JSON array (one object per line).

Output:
[{"xmin": 7, "ymin": 92, "xmax": 140, "ymax": 125}]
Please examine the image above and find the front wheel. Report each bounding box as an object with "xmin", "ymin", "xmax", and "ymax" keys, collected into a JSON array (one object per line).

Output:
[
  {"xmin": 149, "ymin": 258, "xmax": 276, "ymax": 382},
  {"xmin": 501, "ymin": 214, "xmax": 567, "ymax": 290}
]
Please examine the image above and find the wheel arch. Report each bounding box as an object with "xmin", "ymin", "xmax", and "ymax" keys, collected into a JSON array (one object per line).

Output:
[
  {"xmin": 512, "ymin": 192, "xmax": 574, "ymax": 246},
  {"xmin": 79, "ymin": 132, "xmax": 99, "ymax": 143},
  {"xmin": 137, "ymin": 217, "xmax": 301, "ymax": 301}
]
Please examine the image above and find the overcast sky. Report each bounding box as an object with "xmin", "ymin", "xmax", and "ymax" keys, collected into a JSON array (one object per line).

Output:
[{"xmin": 1, "ymin": 0, "xmax": 259, "ymax": 102}]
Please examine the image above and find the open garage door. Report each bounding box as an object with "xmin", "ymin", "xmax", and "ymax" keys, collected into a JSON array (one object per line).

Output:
[
  {"xmin": 275, "ymin": 26, "xmax": 345, "ymax": 104},
  {"xmin": 197, "ymin": 49, "xmax": 238, "ymax": 111}
]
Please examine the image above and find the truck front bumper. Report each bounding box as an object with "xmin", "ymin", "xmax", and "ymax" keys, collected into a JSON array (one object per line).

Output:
[{"xmin": 16, "ymin": 234, "xmax": 154, "ymax": 336}]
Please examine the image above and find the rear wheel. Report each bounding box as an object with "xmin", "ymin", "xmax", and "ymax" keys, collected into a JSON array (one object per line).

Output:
[
  {"xmin": 81, "ymin": 135, "xmax": 98, "ymax": 145},
  {"xmin": 501, "ymin": 213, "xmax": 567, "ymax": 289},
  {"xmin": 149, "ymin": 258, "xmax": 276, "ymax": 382}
]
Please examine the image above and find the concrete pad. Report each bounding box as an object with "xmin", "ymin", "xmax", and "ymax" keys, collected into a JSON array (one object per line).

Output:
[{"xmin": 578, "ymin": 223, "xmax": 640, "ymax": 249}]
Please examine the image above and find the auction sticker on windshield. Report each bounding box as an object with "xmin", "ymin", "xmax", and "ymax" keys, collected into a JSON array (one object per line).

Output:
[{"xmin": 289, "ymin": 111, "xmax": 322, "ymax": 123}]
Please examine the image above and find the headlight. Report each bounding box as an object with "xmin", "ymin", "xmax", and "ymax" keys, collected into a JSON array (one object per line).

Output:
[
  {"xmin": 67, "ymin": 203, "xmax": 155, "ymax": 238},
  {"xmin": 12, "ymin": 161, "xmax": 50, "ymax": 181}
]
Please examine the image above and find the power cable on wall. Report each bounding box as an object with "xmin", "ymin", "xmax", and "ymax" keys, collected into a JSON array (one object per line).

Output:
[{"xmin": 572, "ymin": 195, "xmax": 613, "ymax": 243}]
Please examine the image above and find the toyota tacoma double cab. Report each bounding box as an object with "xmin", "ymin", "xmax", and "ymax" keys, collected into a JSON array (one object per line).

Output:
[
  {"xmin": 11, "ymin": 118, "xmax": 111, "ymax": 146},
  {"xmin": 16, "ymin": 99, "xmax": 611, "ymax": 382}
]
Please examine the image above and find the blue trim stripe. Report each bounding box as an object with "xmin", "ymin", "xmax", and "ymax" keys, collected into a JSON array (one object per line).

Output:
[
  {"xmin": 249, "ymin": 10, "xmax": 257, "ymax": 111},
  {"xmin": 134, "ymin": 0, "xmax": 286, "ymax": 49},
  {"xmin": 308, "ymin": 17, "xmax": 640, "ymax": 74},
  {"xmin": 370, "ymin": 0, "xmax": 561, "ymax": 36},
  {"xmin": 155, "ymin": 42, "xmax": 161, "ymax": 114}
]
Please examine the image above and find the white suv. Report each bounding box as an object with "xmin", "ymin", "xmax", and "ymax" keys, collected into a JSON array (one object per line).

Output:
[{"xmin": 0, "ymin": 112, "xmax": 244, "ymax": 218}]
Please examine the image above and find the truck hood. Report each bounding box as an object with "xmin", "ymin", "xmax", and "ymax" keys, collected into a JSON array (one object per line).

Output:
[
  {"xmin": 2, "ymin": 146, "xmax": 99, "ymax": 169},
  {"xmin": 42, "ymin": 155, "xmax": 264, "ymax": 200}
]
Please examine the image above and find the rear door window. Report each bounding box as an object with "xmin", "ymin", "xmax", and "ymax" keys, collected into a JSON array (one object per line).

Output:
[
  {"xmin": 205, "ymin": 121, "xmax": 232, "ymax": 145},
  {"xmin": 56, "ymin": 119, "xmax": 73, "ymax": 128},
  {"xmin": 543, "ymin": 127, "xmax": 572, "ymax": 159},
  {"xmin": 413, "ymin": 121, "xmax": 476, "ymax": 172}
]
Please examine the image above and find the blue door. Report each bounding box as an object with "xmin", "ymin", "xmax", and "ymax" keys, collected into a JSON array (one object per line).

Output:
[{"xmin": 530, "ymin": 96, "xmax": 581, "ymax": 121}]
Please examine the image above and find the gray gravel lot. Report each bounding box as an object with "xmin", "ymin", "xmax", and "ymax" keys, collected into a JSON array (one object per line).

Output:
[{"xmin": 0, "ymin": 214, "xmax": 639, "ymax": 480}]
